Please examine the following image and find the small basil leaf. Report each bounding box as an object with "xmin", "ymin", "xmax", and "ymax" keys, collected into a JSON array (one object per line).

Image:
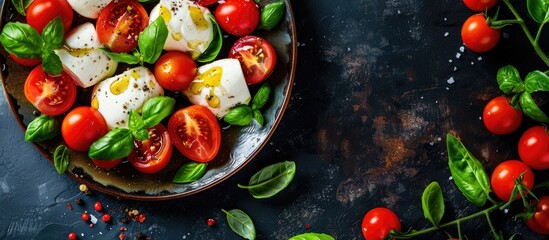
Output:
[
  {"xmin": 520, "ymin": 92, "xmax": 549, "ymax": 123},
  {"xmin": 139, "ymin": 17, "xmax": 168, "ymax": 64},
  {"xmin": 41, "ymin": 51, "xmax": 63, "ymax": 75},
  {"xmin": 527, "ymin": 0, "xmax": 549, "ymax": 24},
  {"xmin": 253, "ymin": 110, "xmax": 264, "ymax": 127},
  {"xmin": 0, "ymin": 22, "xmax": 43, "ymax": 59},
  {"xmin": 421, "ymin": 181, "xmax": 445, "ymax": 227},
  {"xmin": 101, "ymin": 49, "xmax": 140, "ymax": 64},
  {"xmin": 197, "ymin": 14, "xmax": 223, "ymax": 63},
  {"xmin": 288, "ymin": 233, "xmax": 335, "ymax": 240},
  {"xmin": 447, "ymin": 134, "xmax": 491, "ymax": 207},
  {"xmin": 53, "ymin": 145, "xmax": 70, "ymax": 174},
  {"xmin": 25, "ymin": 114, "xmax": 59, "ymax": 142},
  {"xmin": 142, "ymin": 96, "xmax": 176, "ymax": 128},
  {"xmin": 497, "ymin": 65, "xmax": 524, "ymax": 94},
  {"xmin": 260, "ymin": 1, "xmax": 285, "ymax": 30},
  {"xmin": 133, "ymin": 128, "xmax": 149, "ymax": 141},
  {"xmin": 524, "ymin": 70, "xmax": 549, "ymax": 93},
  {"xmin": 254, "ymin": 0, "xmax": 260, "ymax": 3},
  {"xmin": 41, "ymin": 17, "xmax": 64, "ymax": 50},
  {"xmin": 128, "ymin": 110, "xmax": 145, "ymax": 132},
  {"xmin": 237, "ymin": 161, "xmax": 296, "ymax": 199},
  {"xmin": 12, "ymin": 0, "xmax": 34, "ymax": 16},
  {"xmin": 88, "ymin": 128, "xmax": 134, "ymax": 160},
  {"xmin": 222, "ymin": 209, "xmax": 256, "ymax": 240},
  {"xmin": 252, "ymin": 83, "xmax": 271, "ymax": 110},
  {"xmin": 224, "ymin": 105, "xmax": 253, "ymax": 126},
  {"xmin": 172, "ymin": 162, "xmax": 208, "ymax": 183}
]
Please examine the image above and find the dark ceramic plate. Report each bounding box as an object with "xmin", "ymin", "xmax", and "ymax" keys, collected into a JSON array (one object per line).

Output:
[{"xmin": 0, "ymin": 0, "xmax": 296, "ymax": 200}]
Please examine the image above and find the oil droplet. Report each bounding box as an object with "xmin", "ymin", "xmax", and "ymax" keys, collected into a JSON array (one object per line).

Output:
[
  {"xmin": 64, "ymin": 46, "xmax": 93, "ymax": 57},
  {"xmin": 159, "ymin": 5, "xmax": 172, "ymax": 23},
  {"xmin": 189, "ymin": 6, "xmax": 209, "ymax": 30},
  {"xmin": 190, "ymin": 66, "xmax": 223, "ymax": 108},
  {"xmin": 171, "ymin": 32, "xmax": 182, "ymax": 41},
  {"xmin": 110, "ymin": 75, "xmax": 130, "ymax": 95},
  {"xmin": 91, "ymin": 96, "xmax": 99, "ymax": 109}
]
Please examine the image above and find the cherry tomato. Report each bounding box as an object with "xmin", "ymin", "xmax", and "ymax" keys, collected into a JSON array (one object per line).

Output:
[
  {"xmin": 102, "ymin": 214, "xmax": 111, "ymax": 222},
  {"xmin": 463, "ymin": 0, "xmax": 498, "ymax": 11},
  {"xmin": 526, "ymin": 196, "xmax": 549, "ymax": 234},
  {"xmin": 26, "ymin": 0, "xmax": 73, "ymax": 34},
  {"xmin": 62, "ymin": 107, "xmax": 109, "ymax": 152},
  {"xmin": 461, "ymin": 14, "xmax": 500, "ymax": 53},
  {"xmin": 128, "ymin": 124, "xmax": 173, "ymax": 174},
  {"xmin": 154, "ymin": 51, "xmax": 197, "ymax": 92},
  {"xmin": 94, "ymin": 202, "xmax": 102, "ymax": 211},
  {"xmin": 92, "ymin": 159, "xmax": 122, "ymax": 169},
  {"xmin": 168, "ymin": 105, "xmax": 221, "ymax": 162},
  {"xmin": 362, "ymin": 207, "xmax": 401, "ymax": 240},
  {"xmin": 490, "ymin": 160, "xmax": 534, "ymax": 201},
  {"xmin": 81, "ymin": 212, "xmax": 90, "ymax": 221},
  {"xmin": 24, "ymin": 65, "xmax": 76, "ymax": 116},
  {"xmin": 229, "ymin": 35, "xmax": 277, "ymax": 85},
  {"xmin": 9, "ymin": 53, "xmax": 41, "ymax": 67},
  {"xmin": 482, "ymin": 96, "xmax": 522, "ymax": 135},
  {"xmin": 518, "ymin": 126, "xmax": 549, "ymax": 170},
  {"xmin": 195, "ymin": 0, "xmax": 218, "ymax": 6},
  {"xmin": 215, "ymin": 0, "xmax": 260, "ymax": 36},
  {"xmin": 68, "ymin": 232, "xmax": 77, "ymax": 240},
  {"xmin": 96, "ymin": 0, "xmax": 149, "ymax": 53}
]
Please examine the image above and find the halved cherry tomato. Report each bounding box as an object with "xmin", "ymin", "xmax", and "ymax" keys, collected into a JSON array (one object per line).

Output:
[
  {"xmin": 362, "ymin": 207, "xmax": 401, "ymax": 240},
  {"xmin": 195, "ymin": 0, "xmax": 218, "ymax": 6},
  {"xmin": 168, "ymin": 105, "xmax": 221, "ymax": 162},
  {"xmin": 154, "ymin": 51, "xmax": 197, "ymax": 92},
  {"xmin": 215, "ymin": 0, "xmax": 260, "ymax": 36},
  {"xmin": 9, "ymin": 53, "xmax": 41, "ymax": 67},
  {"xmin": 463, "ymin": 0, "xmax": 498, "ymax": 11},
  {"xmin": 229, "ymin": 35, "xmax": 277, "ymax": 85},
  {"xmin": 482, "ymin": 96, "xmax": 522, "ymax": 135},
  {"xmin": 518, "ymin": 126, "xmax": 549, "ymax": 170},
  {"xmin": 92, "ymin": 158, "xmax": 122, "ymax": 169},
  {"xmin": 526, "ymin": 196, "xmax": 549, "ymax": 234},
  {"xmin": 96, "ymin": 0, "xmax": 149, "ymax": 53},
  {"xmin": 62, "ymin": 106, "xmax": 109, "ymax": 152},
  {"xmin": 24, "ymin": 65, "xmax": 77, "ymax": 116},
  {"xmin": 461, "ymin": 14, "xmax": 500, "ymax": 53},
  {"xmin": 26, "ymin": 0, "xmax": 73, "ymax": 34},
  {"xmin": 128, "ymin": 124, "xmax": 173, "ymax": 174},
  {"xmin": 490, "ymin": 160, "xmax": 534, "ymax": 201}
]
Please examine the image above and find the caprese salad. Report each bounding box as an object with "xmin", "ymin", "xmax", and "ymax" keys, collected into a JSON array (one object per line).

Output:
[{"xmin": 0, "ymin": 0, "xmax": 285, "ymax": 180}]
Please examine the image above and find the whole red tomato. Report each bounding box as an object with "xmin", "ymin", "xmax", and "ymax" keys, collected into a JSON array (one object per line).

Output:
[
  {"xmin": 96, "ymin": 0, "xmax": 149, "ymax": 52},
  {"xmin": 62, "ymin": 107, "xmax": 109, "ymax": 152},
  {"xmin": 490, "ymin": 160, "xmax": 534, "ymax": 202},
  {"xmin": 9, "ymin": 53, "xmax": 41, "ymax": 67},
  {"xmin": 92, "ymin": 158, "xmax": 122, "ymax": 169},
  {"xmin": 215, "ymin": 0, "xmax": 260, "ymax": 36},
  {"xmin": 154, "ymin": 51, "xmax": 197, "ymax": 92},
  {"xmin": 461, "ymin": 14, "xmax": 500, "ymax": 53},
  {"xmin": 362, "ymin": 207, "xmax": 401, "ymax": 240},
  {"xmin": 518, "ymin": 126, "xmax": 549, "ymax": 170},
  {"xmin": 526, "ymin": 196, "xmax": 549, "ymax": 234},
  {"xmin": 463, "ymin": 0, "xmax": 498, "ymax": 11},
  {"xmin": 26, "ymin": 0, "xmax": 73, "ymax": 34},
  {"xmin": 127, "ymin": 124, "xmax": 173, "ymax": 174},
  {"xmin": 483, "ymin": 96, "xmax": 522, "ymax": 135}
]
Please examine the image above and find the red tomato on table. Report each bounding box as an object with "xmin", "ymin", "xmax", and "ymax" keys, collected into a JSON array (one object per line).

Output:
[
  {"xmin": 461, "ymin": 14, "xmax": 500, "ymax": 53},
  {"xmin": 490, "ymin": 160, "xmax": 534, "ymax": 202},
  {"xmin": 361, "ymin": 207, "xmax": 401, "ymax": 240},
  {"xmin": 128, "ymin": 124, "xmax": 173, "ymax": 174},
  {"xmin": 482, "ymin": 96, "xmax": 522, "ymax": 135},
  {"xmin": 24, "ymin": 65, "xmax": 77, "ymax": 116},
  {"xmin": 526, "ymin": 196, "xmax": 549, "ymax": 235},
  {"xmin": 62, "ymin": 106, "xmax": 109, "ymax": 152},
  {"xmin": 26, "ymin": 0, "xmax": 73, "ymax": 34},
  {"xmin": 215, "ymin": 0, "xmax": 260, "ymax": 36},
  {"xmin": 229, "ymin": 35, "xmax": 277, "ymax": 85},
  {"xmin": 518, "ymin": 126, "xmax": 549, "ymax": 170},
  {"xmin": 463, "ymin": 0, "xmax": 498, "ymax": 11}
]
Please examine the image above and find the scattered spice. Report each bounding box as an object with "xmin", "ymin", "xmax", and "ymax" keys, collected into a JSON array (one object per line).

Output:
[
  {"xmin": 67, "ymin": 203, "xmax": 73, "ymax": 210},
  {"xmin": 79, "ymin": 184, "xmax": 88, "ymax": 192},
  {"xmin": 121, "ymin": 216, "xmax": 132, "ymax": 223},
  {"xmin": 120, "ymin": 227, "xmax": 127, "ymax": 232},
  {"xmin": 68, "ymin": 232, "xmax": 77, "ymax": 240},
  {"xmin": 81, "ymin": 212, "xmax": 90, "ymax": 221},
  {"xmin": 305, "ymin": 223, "xmax": 311, "ymax": 229},
  {"xmin": 119, "ymin": 232, "xmax": 126, "ymax": 240},
  {"xmin": 89, "ymin": 223, "xmax": 94, "ymax": 228},
  {"xmin": 94, "ymin": 202, "xmax": 102, "ymax": 211},
  {"xmin": 135, "ymin": 231, "xmax": 147, "ymax": 240},
  {"xmin": 75, "ymin": 198, "xmax": 83, "ymax": 205},
  {"xmin": 207, "ymin": 218, "xmax": 216, "ymax": 227},
  {"xmin": 102, "ymin": 213, "xmax": 111, "ymax": 222},
  {"xmin": 136, "ymin": 213, "xmax": 146, "ymax": 223}
]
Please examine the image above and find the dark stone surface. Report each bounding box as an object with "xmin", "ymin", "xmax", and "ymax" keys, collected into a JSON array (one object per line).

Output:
[{"xmin": 1, "ymin": 0, "xmax": 549, "ymax": 239}]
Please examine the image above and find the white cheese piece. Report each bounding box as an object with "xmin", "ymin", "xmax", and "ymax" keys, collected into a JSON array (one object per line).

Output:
[
  {"xmin": 184, "ymin": 58, "xmax": 251, "ymax": 118},
  {"xmin": 67, "ymin": 0, "xmax": 112, "ymax": 19},
  {"xmin": 91, "ymin": 67, "xmax": 164, "ymax": 129}
]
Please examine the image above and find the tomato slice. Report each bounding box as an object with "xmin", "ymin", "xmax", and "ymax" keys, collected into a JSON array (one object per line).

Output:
[
  {"xmin": 229, "ymin": 35, "xmax": 277, "ymax": 85},
  {"xmin": 96, "ymin": 0, "xmax": 149, "ymax": 53},
  {"xmin": 168, "ymin": 105, "xmax": 221, "ymax": 162},
  {"xmin": 128, "ymin": 124, "xmax": 173, "ymax": 174},
  {"xmin": 24, "ymin": 65, "xmax": 77, "ymax": 116}
]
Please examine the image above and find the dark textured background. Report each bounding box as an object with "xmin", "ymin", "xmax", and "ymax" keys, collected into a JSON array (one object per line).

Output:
[{"xmin": 2, "ymin": 0, "xmax": 549, "ymax": 239}]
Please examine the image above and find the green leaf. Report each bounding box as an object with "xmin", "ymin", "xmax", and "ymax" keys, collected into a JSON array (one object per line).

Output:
[
  {"xmin": 25, "ymin": 114, "xmax": 59, "ymax": 142},
  {"xmin": 222, "ymin": 209, "xmax": 256, "ymax": 240},
  {"xmin": 260, "ymin": 1, "xmax": 285, "ymax": 30},
  {"xmin": 41, "ymin": 17, "xmax": 64, "ymax": 50},
  {"xmin": 88, "ymin": 128, "xmax": 134, "ymax": 160},
  {"xmin": 224, "ymin": 105, "xmax": 253, "ymax": 126},
  {"xmin": 447, "ymin": 134, "xmax": 491, "ymax": 207},
  {"xmin": 101, "ymin": 49, "xmax": 140, "ymax": 64},
  {"xmin": 288, "ymin": 233, "xmax": 335, "ymax": 240},
  {"xmin": 524, "ymin": 70, "xmax": 549, "ymax": 92},
  {"xmin": 253, "ymin": 110, "xmax": 264, "ymax": 127},
  {"xmin": 0, "ymin": 22, "xmax": 43, "ymax": 59},
  {"xmin": 53, "ymin": 145, "xmax": 70, "ymax": 174},
  {"xmin": 132, "ymin": 128, "xmax": 149, "ymax": 141},
  {"xmin": 12, "ymin": 0, "xmax": 34, "ymax": 16},
  {"xmin": 527, "ymin": 0, "xmax": 549, "ymax": 23},
  {"xmin": 197, "ymin": 14, "xmax": 223, "ymax": 63},
  {"xmin": 252, "ymin": 83, "xmax": 271, "ymax": 110},
  {"xmin": 520, "ymin": 92, "xmax": 549, "ymax": 123},
  {"xmin": 128, "ymin": 110, "xmax": 145, "ymax": 132},
  {"xmin": 141, "ymin": 96, "xmax": 176, "ymax": 128},
  {"xmin": 41, "ymin": 51, "xmax": 63, "ymax": 75},
  {"xmin": 496, "ymin": 65, "xmax": 524, "ymax": 94},
  {"xmin": 172, "ymin": 162, "xmax": 208, "ymax": 183},
  {"xmin": 139, "ymin": 17, "xmax": 168, "ymax": 64},
  {"xmin": 237, "ymin": 161, "xmax": 296, "ymax": 199},
  {"xmin": 421, "ymin": 181, "xmax": 445, "ymax": 227}
]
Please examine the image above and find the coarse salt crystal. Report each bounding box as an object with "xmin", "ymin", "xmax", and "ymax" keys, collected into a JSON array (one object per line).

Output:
[
  {"xmin": 459, "ymin": 46, "xmax": 465, "ymax": 52},
  {"xmin": 444, "ymin": 32, "xmax": 449, "ymax": 37},
  {"xmin": 478, "ymin": 56, "xmax": 483, "ymax": 61},
  {"xmin": 447, "ymin": 77, "xmax": 455, "ymax": 84},
  {"xmin": 455, "ymin": 53, "xmax": 461, "ymax": 59}
]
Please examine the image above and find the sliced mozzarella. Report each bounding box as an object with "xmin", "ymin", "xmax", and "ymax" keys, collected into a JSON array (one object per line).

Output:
[
  {"xmin": 55, "ymin": 22, "xmax": 117, "ymax": 88},
  {"xmin": 67, "ymin": 0, "xmax": 112, "ymax": 19},
  {"xmin": 91, "ymin": 67, "xmax": 164, "ymax": 129},
  {"xmin": 184, "ymin": 59, "xmax": 251, "ymax": 118},
  {"xmin": 150, "ymin": 0, "xmax": 214, "ymax": 58}
]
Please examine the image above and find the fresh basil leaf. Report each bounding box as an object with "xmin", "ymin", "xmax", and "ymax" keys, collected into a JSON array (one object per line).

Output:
[
  {"xmin": 254, "ymin": 0, "xmax": 260, "ymax": 3},
  {"xmin": 253, "ymin": 110, "xmax": 264, "ymax": 127},
  {"xmin": 128, "ymin": 110, "xmax": 145, "ymax": 132},
  {"xmin": 447, "ymin": 134, "xmax": 491, "ymax": 207},
  {"xmin": 197, "ymin": 14, "xmax": 223, "ymax": 63},
  {"xmin": 288, "ymin": 233, "xmax": 335, "ymax": 240},
  {"xmin": 0, "ymin": 22, "xmax": 42, "ymax": 59},
  {"xmin": 527, "ymin": 0, "xmax": 549, "ymax": 24},
  {"xmin": 53, "ymin": 145, "xmax": 70, "ymax": 174},
  {"xmin": 89, "ymin": 128, "xmax": 134, "ymax": 160},
  {"xmin": 25, "ymin": 114, "xmax": 59, "ymax": 142},
  {"xmin": 497, "ymin": 65, "xmax": 524, "ymax": 94},
  {"xmin": 172, "ymin": 162, "xmax": 208, "ymax": 183},
  {"xmin": 12, "ymin": 0, "xmax": 34, "ymax": 16},
  {"xmin": 133, "ymin": 128, "xmax": 150, "ymax": 141},
  {"xmin": 237, "ymin": 161, "xmax": 295, "ymax": 199},
  {"xmin": 520, "ymin": 92, "xmax": 549, "ymax": 123},
  {"xmin": 141, "ymin": 96, "xmax": 176, "ymax": 128},
  {"xmin": 260, "ymin": 1, "xmax": 285, "ymax": 30},
  {"xmin": 41, "ymin": 17, "xmax": 64, "ymax": 50},
  {"xmin": 224, "ymin": 105, "xmax": 253, "ymax": 126},
  {"xmin": 41, "ymin": 51, "xmax": 63, "ymax": 75},
  {"xmin": 252, "ymin": 83, "xmax": 271, "ymax": 110},
  {"xmin": 100, "ymin": 49, "xmax": 140, "ymax": 64},
  {"xmin": 139, "ymin": 17, "xmax": 168, "ymax": 64},
  {"xmin": 421, "ymin": 181, "xmax": 445, "ymax": 227},
  {"xmin": 524, "ymin": 70, "xmax": 549, "ymax": 93},
  {"xmin": 222, "ymin": 209, "xmax": 256, "ymax": 240}
]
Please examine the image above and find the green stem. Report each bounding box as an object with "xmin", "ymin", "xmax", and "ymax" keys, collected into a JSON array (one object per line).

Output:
[
  {"xmin": 490, "ymin": 19, "xmax": 522, "ymax": 26},
  {"xmin": 485, "ymin": 213, "xmax": 500, "ymax": 240},
  {"xmin": 535, "ymin": 22, "xmax": 547, "ymax": 45},
  {"xmin": 457, "ymin": 221, "xmax": 462, "ymax": 240}
]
